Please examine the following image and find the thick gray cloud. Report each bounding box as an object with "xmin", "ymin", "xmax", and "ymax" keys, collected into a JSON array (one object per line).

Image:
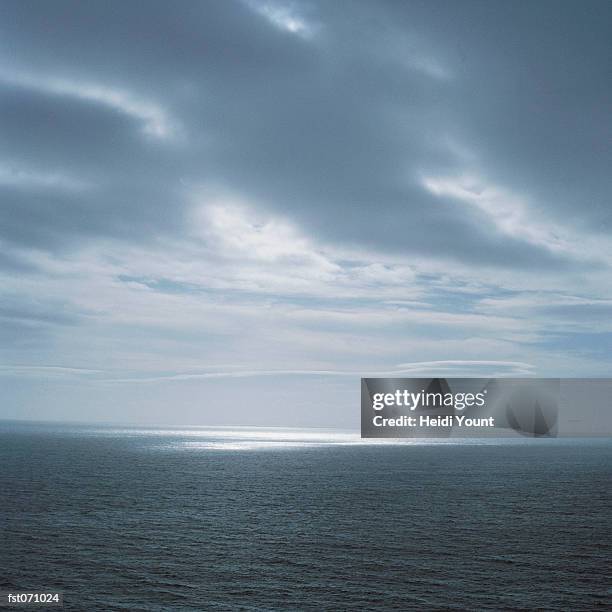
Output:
[{"xmin": 0, "ymin": 0, "xmax": 610, "ymax": 424}]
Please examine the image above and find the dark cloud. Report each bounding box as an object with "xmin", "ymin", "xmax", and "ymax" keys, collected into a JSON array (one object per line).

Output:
[{"xmin": 1, "ymin": 0, "xmax": 609, "ymax": 266}]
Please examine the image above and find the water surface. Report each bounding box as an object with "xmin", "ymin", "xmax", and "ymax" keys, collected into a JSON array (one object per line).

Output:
[{"xmin": 1, "ymin": 422, "xmax": 610, "ymax": 610}]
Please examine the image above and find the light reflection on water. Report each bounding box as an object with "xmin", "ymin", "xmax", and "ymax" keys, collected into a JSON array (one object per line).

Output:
[
  {"xmin": 0, "ymin": 421, "xmax": 577, "ymax": 451},
  {"xmin": 143, "ymin": 428, "xmax": 415, "ymax": 451},
  {"xmin": 139, "ymin": 427, "xmax": 556, "ymax": 451}
]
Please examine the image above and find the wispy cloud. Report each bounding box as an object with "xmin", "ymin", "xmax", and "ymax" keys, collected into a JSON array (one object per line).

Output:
[
  {"xmin": 422, "ymin": 174, "xmax": 569, "ymax": 253},
  {"xmin": 8, "ymin": 359, "xmax": 527, "ymax": 383},
  {"xmin": 0, "ymin": 365, "xmax": 103, "ymax": 377},
  {"xmin": 244, "ymin": 0, "xmax": 316, "ymax": 38},
  {"xmin": 0, "ymin": 161, "xmax": 90, "ymax": 192},
  {"xmin": 0, "ymin": 69, "xmax": 176, "ymax": 139}
]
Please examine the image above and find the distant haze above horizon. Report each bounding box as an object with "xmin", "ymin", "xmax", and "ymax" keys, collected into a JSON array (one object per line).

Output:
[{"xmin": 1, "ymin": 0, "xmax": 611, "ymax": 426}]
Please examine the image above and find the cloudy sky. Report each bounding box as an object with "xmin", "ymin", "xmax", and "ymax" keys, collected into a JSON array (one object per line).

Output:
[{"xmin": 1, "ymin": 0, "xmax": 611, "ymax": 426}]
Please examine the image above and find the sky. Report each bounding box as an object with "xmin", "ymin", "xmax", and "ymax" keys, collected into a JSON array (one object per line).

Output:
[{"xmin": 1, "ymin": 0, "xmax": 611, "ymax": 426}]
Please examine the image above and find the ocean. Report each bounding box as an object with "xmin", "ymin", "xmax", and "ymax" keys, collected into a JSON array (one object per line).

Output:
[{"xmin": 1, "ymin": 422, "xmax": 610, "ymax": 610}]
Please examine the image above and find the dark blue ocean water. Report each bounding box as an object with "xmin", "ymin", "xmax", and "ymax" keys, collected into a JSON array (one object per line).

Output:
[{"xmin": 1, "ymin": 422, "xmax": 610, "ymax": 611}]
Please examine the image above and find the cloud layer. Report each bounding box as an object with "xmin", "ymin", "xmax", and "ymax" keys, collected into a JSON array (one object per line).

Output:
[{"xmin": 1, "ymin": 0, "xmax": 611, "ymax": 424}]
